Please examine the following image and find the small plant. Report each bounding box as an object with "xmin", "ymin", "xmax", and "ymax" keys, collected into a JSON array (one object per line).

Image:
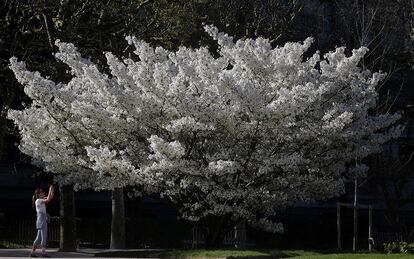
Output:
[
  {"xmin": 383, "ymin": 241, "xmax": 414, "ymax": 254},
  {"xmin": 399, "ymin": 242, "xmax": 408, "ymax": 253},
  {"xmin": 384, "ymin": 242, "xmax": 398, "ymax": 254},
  {"xmin": 0, "ymin": 240, "xmax": 27, "ymax": 249}
]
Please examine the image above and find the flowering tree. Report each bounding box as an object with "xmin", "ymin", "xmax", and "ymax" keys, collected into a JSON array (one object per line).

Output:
[
  {"xmin": 8, "ymin": 41, "xmax": 144, "ymax": 248},
  {"xmin": 9, "ymin": 25, "xmax": 402, "ymax": 245}
]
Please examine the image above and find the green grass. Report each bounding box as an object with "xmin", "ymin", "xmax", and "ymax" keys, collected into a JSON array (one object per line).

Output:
[
  {"xmin": 289, "ymin": 252, "xmax": 414, "ymax": 258},
  {"xmin": 166, "ymin": 249, "xmax": 280, "ymax": 257},
  {"xmin": 94, "ymin": 249, "xmax": 414, "ymax": 258}
]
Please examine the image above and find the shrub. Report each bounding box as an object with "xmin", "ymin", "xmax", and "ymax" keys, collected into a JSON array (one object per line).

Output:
[{"xmin": 383, "ymin": 241, "xmax": 414, "ymax": 254}]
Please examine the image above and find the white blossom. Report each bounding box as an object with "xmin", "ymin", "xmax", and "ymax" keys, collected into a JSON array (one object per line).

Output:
[{"xmin": 8, "ymin": 25, "xmax": 402, "ymax": 232}]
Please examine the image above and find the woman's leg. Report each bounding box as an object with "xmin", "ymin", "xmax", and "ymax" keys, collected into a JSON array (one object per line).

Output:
[
  {"xmin": 40, "ymin": 224, "xmax": 48, "ymax": 255},
  {"xmin": 31, "ymin": 229, "xmax": 41, "ymax": 254}
]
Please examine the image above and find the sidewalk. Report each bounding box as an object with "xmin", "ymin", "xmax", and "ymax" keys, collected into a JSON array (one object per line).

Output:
[
  {"xmin": 0, "ymin": 248, "xmax": 165, "ymax": 258},
  {"xmin": 0, "ymin": 248, "xmax": 93, "ymax": 258}
]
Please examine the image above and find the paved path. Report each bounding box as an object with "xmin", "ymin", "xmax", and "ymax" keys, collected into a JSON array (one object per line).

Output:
[
  {"xmin": 0, "ymin": 248, "xmax": 93, "ymax": 258},
  {"xmin": 0, "ymin": 248, "xmax": 163, "ymax": 258}
]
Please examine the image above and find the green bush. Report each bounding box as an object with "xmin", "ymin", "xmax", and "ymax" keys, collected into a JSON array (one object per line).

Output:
[{"xmin": 383, "ymin": 241, "xmax": 414, "ymax": 254}]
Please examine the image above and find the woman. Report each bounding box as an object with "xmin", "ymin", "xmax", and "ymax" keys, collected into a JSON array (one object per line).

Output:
[{"xmin": 30, "ymin": 185, "xmax": 54, "ymax": 257}]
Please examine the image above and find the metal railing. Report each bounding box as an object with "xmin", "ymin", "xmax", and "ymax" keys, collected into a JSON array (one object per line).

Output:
[{"xmin": 4, "ymin": 217, "xmax": 60, "ymax": 246}]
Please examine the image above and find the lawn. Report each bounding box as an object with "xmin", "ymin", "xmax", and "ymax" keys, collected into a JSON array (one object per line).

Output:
[{"xmin": 94, "ymin": 249, "xmax": 414, "ymax": 258}]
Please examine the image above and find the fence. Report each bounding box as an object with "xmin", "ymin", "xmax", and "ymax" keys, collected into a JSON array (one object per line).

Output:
[
  {"xmin": 187, "ymin": 224, "xmax": 251, "ymax": 249},
  {"xmin": 2, "ymin": 217, "xmax": 60, "ymax": 247},
  {"xmin": 372, "ymin": 231, "xmax": 408, "ymax": 245},
  {"xmin": 3, "ymin": 217, "xmax": 252, "ymax": 248}
]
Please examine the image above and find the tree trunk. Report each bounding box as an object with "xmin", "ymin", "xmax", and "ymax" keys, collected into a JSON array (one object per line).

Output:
[
  {"xmin": 204, "ymin": 215, "xmax": 230, "ymax": 248},
  {"xmin": 353, "ymin": 178, "xmax": 358, "ymax": 252},
  {"xmin": 59, "ymin": 184, "xmax": 77, "ymax": 252},
  {"xmin": 234, "ymin": 220, "xmax": 246, "ymax": 248},
  {"xmin": 110, "ymin": 187, "xmax": 126, "ymax": 249},
  {"xmin": 204, "ymin": 228, "xmax": 226, "ymax": 248}
]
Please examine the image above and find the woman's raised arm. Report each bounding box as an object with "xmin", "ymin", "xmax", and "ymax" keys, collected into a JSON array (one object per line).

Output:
[{"xmin": 43, "ymin": 185, "xmax": 54, "ymax": 203}]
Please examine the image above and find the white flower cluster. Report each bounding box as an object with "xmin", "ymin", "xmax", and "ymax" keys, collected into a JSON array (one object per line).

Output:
[{"xmin": 8, "ymin": 25, "xmax": 402, "ymax": 232}]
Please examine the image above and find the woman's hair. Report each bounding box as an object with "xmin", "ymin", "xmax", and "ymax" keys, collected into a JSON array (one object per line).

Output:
[{"xmin": 32, "ymin": 188, "xmax": 43, "ymax": 210}]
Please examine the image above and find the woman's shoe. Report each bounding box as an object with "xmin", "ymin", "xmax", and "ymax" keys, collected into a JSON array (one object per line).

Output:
[{"xmin": 41, "ymin": 254, "xmax": 50, "ymax": 257}]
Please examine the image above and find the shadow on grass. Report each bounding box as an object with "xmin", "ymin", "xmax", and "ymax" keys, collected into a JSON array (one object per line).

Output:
[
  {"xmin": 92, "ymin": 248, "xmax": 411, "ymax": 258},
  {"xmin": 94, "ymin": 250, "xmax": 169, "ymax": 258},
  {"xmin": 93, "ymin": 249, "xmax": 304, "ymax": 258},
  {"xmin": 226, "ymin": 252, "xmax": 302, "ymax": 259}
]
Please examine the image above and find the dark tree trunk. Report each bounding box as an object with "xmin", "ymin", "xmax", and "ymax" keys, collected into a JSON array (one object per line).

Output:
[
  {"xmin": 234, "ymin": 220, "xmax": 246, "ymax": 248},
  {"xmin": 110, "ymin": 187, "xmax": 126, "ymax": 249},
  {"xmin": 59, "ymin": 184, "xmax": 77, "ymax": 252},
  {"xmin": 204, "ymin": 214, "xmax": 231, "ymax": 248}
]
